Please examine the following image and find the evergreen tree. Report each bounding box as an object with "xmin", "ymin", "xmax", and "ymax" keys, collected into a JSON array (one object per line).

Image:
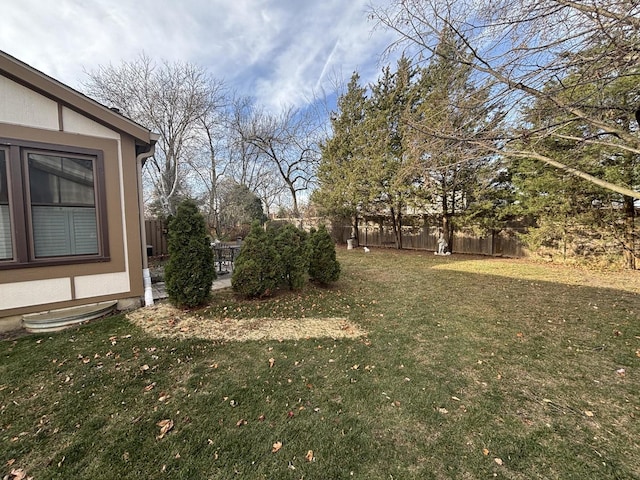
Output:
[
  {"xmin": 218, "ymin": 181, "xmax": 266, "ymax": 236},
  {"xmin": 165, "ymin": 199, "xmax": 215, "ymax": 308},
  {"xmin": 407, "ymin": 28, "xmax": 503, "ymax": 250},
  {"xmin": 363, "ymin": 55, "xmax": 420, "ymax": 249},
  {"xmin": 315, "ymin": 72, "xmax": 370, "ymax": 243},
  {"xmin": 231, "ymin": 222, "xmax": 280, "ymax": 297},
  {"xmin": 308, "ymin": 225, "xmax": 340, "ymax": 284},
  {"xmin": 511, "ymin": 58, "xmax": 639, "ymax": 267}
]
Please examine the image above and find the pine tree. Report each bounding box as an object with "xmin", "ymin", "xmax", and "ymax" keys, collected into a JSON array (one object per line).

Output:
[
  {"xmin": 363, "ymin": 55, "xmax": 419, "ymax": 249},
  {"xmin": 407, "ymin": 28, "xmax": 503, "ymax": 251},
  {"xmin": 315, "ymin": 72, "xmax": 369, "ymax": 243},
  {"xmin": 511, "ymin": 56, "xmax": 639, "ymax": 267},
  {"xmin": 165, "ymin": 199, "xmax": 215, "ymax": 308}
]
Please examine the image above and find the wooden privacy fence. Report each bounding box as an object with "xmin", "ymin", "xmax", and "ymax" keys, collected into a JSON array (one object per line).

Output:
[
  {"xmin": 336, "ymin": 225, "xmax": 526, "ymax": 257},
  {"xmin": 145, "ymin": 218, "xmax": 525, "ymax": 258},
  {"xmin": 145, "ymin": 219, "xmax": 168, "ymax": 257}
]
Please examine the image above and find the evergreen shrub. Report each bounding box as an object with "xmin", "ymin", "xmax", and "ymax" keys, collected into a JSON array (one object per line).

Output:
[
  {"xmin": 308, "ymin": 224, "xmax": 340, "ymax": 284},
  {"xmin": 165, "ymin": 199, "xmax": 215, "ymax": 307},
  {"xmin": 232, "ymin": 222, "xmax": 281, "ymax": 297},
  {"xmin": 273, "ymin": 223, "xmax": 309, "ymax": 290}
]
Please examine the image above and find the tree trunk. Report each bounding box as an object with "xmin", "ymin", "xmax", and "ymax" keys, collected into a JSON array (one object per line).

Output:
[
  {"xmin": 441, "ymin": 187, "xmax": 452, "ymax": 253},
  {"xmin": 390, "ymin": 206, "xmax": 402, "ymax": 249},
  {"xmin": 441, "ymin": 215, "xmax": 451, "ymax": 253},
  {"xmin": 623, "ymin": 195, "xmax": 636, "ymax": 270},
  {"xmin": 352, "ymin": 214, "xmax": 360, "ymax": 247},
  {"xmin": 287, "ymin": 180, "xmax": 299, "ymax": 218},
  {"xmin": 397, "ymin": 208, "xmax": 403, "ymax": 249}
]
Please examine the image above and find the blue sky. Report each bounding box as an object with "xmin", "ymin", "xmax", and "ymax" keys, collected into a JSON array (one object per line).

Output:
[{"xmin": 1, "ymin": 0, "xmax": 398, "ymax": 112}]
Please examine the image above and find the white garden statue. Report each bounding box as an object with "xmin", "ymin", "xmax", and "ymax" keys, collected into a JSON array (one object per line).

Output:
[{"xmin": 435, "ymin": 232, "xmax": 451, "ymax": 255}]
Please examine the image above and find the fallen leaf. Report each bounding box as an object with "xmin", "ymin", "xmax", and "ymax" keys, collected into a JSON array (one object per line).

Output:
[
  {"xmin": 258, "ymin": 414, "xmax": 266, "ymax": 422},
  {"xmin": 616, "ymin": 368, "xmax": 626, "ymax": 377},
  {"xmin": 6, "ymin": 459, "xmax": 16, "ymax": 466},
  {"xmin": 482, "ymin": 448, "xmax": 490, "ymax": 456},
  {"xmin": 144, "ymin": 382, "xmax": 156, "ymax": 392},
  {"xmin": 269, "ymin": 357, "xmax": 275, "ymax": 368},
  {"xmin": 494, "ymin": 457, "xmax": 503, "ymax": 466},
  {"xmin": 438, "ymin": 407, "xmax": 449, "ymax": 414},
  {"xmin": 236, "ymin": 419, "xmax": 247, "ymax": 427},
  {"xmin": 584, "ymin": 410, "xmax": 594, "ymax": 417},
  {"xmin": 636, "ymin": 350, "xmax": 640, "ymax": 358},
  {"xmin": 140, "ymin": 364, "xmax": 150, "ymax": 372},
  {"xmin": 9, "ymin": 468, "xmax": 28, "ymax": 480},
  {"xmin": 305, "ymin": 450, "xmax": 314, "ymax": 462},
  {"xmin": 272, "ymin": 441, "xmax": 282, "ymax": 453},
  {"xmin": 451, "ymin": 396, "xmax": 461, "ymax": 402},
  {"xmin": 156, "ymin": 419, "xmax": 174, "ymax": 439}
]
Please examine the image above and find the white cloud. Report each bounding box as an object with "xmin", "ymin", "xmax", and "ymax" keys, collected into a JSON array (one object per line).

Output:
[{"xmin": 1, "ymin": 0, "xmax": 398, "ymax": 110}]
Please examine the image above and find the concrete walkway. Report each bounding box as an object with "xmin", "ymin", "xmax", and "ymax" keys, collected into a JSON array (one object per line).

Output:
[{"xmin": 152, "ymin": 273, "xmax": 232, "ymax": 300}]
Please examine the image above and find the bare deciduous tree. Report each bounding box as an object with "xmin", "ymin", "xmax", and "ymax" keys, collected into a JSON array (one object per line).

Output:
[
  {"xmin": 244, "ymin": 106, "xmax": 321, "ymax": 217},
  {"xmin": 224, "ymin": 96, "xmax": 282, "ymax": 196},
  {"xmin": 83, "ymin": 53, "xmax": 226, "ymax": 217}
]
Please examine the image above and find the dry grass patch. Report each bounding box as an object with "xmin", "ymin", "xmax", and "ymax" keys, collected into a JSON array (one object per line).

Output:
[{"xmin": 126, "ymin": 302, "xmax": 366, "ymax": 342}]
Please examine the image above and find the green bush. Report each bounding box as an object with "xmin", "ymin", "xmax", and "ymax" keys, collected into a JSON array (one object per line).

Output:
[
  {"xmin": 272, "ymin": 223, "xmax": 308, "ymax": 290},
  {"xmin": 232, "ymin": 222, "xmax": 281, "ymax": 298},
  {"xmin": 165, "ymin": 199, "xmax": 216, "ymax": 308},
  {"xmin": 308, "ymin": 224, "xmax": 340, "ymax": 284}
]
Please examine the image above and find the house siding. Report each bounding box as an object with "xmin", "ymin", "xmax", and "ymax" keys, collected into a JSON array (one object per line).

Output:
[
  {"xmin": 1, "ymin": 278, "xmax": 73, "ymax": 310},
  {"xmin": 0, "ymin": 66, "xmax": 147, "ymax": 328},
  {"xmin": 0, "ymin": 75, "xmax": 58, "ymax": 130}
]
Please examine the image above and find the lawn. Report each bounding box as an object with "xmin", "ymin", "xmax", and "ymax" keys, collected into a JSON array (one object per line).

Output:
[{"xmin": 1, "ymin": 248, "xmax": 639, "ymax": 479}]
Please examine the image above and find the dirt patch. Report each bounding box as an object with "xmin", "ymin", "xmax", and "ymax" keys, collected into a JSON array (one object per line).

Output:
[{"xmin": 126, "ymin": 303, "xmax": 366, "ymax": 342}]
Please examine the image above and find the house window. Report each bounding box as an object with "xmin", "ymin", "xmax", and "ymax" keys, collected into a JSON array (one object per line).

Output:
[
  {"xmin": 0, "ymin": 139, "xmax": 109, "ymax": 268},
  {"xmin": 0, "ymin": 149, "xmax": 12, "ymax": 260},
  {"xmin": 28, "ymin": 152, "xmax": 98, "ymax": 257}
]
